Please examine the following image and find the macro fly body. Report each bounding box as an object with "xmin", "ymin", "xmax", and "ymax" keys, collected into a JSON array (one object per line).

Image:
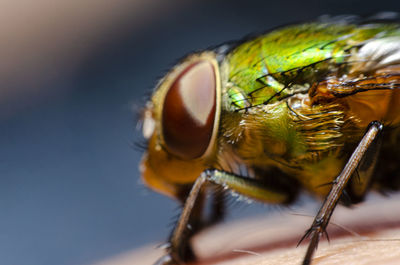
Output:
[{"xmin": 140, "ymin": 14, "xmax": 400, "ymax": 265}]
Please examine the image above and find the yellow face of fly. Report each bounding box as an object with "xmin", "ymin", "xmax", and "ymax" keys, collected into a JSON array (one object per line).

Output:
[{"xmin": 140, "ymin": 52, "xmax": 222, "ymax": 198}]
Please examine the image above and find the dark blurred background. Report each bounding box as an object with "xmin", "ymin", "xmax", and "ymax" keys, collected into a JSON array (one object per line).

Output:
[{"xmin": 1, "ymin": 1, "xmax": 399, "ymax": 265}]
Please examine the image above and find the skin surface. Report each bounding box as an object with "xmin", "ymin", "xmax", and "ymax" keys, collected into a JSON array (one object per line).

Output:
[{"xmin": 94, "ymin": 194, "xmax": 400, "ymax": 265}]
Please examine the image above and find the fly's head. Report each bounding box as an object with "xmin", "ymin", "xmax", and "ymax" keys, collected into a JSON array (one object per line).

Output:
[{"xmin": 140, "ymin": 52, "xmax": 222, "ymax": 199}]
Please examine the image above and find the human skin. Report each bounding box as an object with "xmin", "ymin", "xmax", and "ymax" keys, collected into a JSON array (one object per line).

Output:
[{"xmin": 94, "ymin": 194, "xmax": 400, "ymax": 265}]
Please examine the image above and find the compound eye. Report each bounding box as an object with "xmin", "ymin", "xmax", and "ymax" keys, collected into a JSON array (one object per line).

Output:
[{"xmin": 162, "ymin": 61, "xmax": 216, "ymax": 159}]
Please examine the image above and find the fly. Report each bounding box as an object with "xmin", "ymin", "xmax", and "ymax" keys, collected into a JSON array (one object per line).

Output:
[{"xmin": 139, "ymin": 13, "xmax": 400, "ymax": 265}]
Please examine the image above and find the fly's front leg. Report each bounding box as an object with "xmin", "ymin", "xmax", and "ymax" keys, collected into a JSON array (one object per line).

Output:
[
  {"xmin": 154, "ymin": 175, "xmax": 206, "ymax": 265},
  {"xmin": 155, "ymin": 169, "xmax": 292, "ymax": 265},
  {"xmin": 299, "ymin": 121, "xmax": 383, "ymax": 265}
]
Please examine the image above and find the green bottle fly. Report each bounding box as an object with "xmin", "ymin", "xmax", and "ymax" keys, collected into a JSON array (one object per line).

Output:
[{"xmin": 140, "ymin": 14, "xmax": 400, "ymax": 265}]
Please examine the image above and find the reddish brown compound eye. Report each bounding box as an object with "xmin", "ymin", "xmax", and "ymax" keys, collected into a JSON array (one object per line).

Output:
[{"xmin": 162, "ymin": 60, "xmax": 216, "ymax": 159}]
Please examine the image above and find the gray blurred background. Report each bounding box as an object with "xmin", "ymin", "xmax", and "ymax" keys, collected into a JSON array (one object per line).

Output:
[{"xmin": 1, "ymin": 1, "xmax": 399, "ymax": 265}]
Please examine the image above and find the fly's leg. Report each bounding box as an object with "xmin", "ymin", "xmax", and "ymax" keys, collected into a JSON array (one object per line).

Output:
[
  {"xmin": 348, "ymin": 125, "xmax": 382, "ymax": 202},
  {"xmin": 204, "ymin": 188, "xmax": 225, "ymax": 226},
  {"xmin": 164, "ymin": 186, "xmax": 223, "ymax": 264},
  {"xmin": 300, "ymin": 121, "xmax": 383, "ymax": 265},
  {"xmin": 154, "ymin": 169, "xmax": 292, "ymax": 265}
]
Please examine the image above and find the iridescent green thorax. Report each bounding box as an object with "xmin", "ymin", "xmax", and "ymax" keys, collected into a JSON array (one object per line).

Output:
[{"xmin": 224, "ymin": 22, "xmax": 400, "ymax": 109}]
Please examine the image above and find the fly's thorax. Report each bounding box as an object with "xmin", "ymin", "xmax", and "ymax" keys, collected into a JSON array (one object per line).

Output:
[
  {"xmin": 218, "ymin": 96, "xmax": 359, "ymax": 198},
  {"xmin": 218, "ymin": 89, "xmax": 359, "ymax": 181},
  {"xmin": 219, "ymin": 101, "xmax": 309, "ymax": 170},
  {"xmin": 140, "ymin": 52, "xmax": 225, "ymax": 198}
]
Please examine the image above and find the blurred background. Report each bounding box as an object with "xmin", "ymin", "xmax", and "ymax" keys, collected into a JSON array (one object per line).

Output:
[{"xmin": 1, "ymin": 0, "xmax": 399, "ymax": 265}]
